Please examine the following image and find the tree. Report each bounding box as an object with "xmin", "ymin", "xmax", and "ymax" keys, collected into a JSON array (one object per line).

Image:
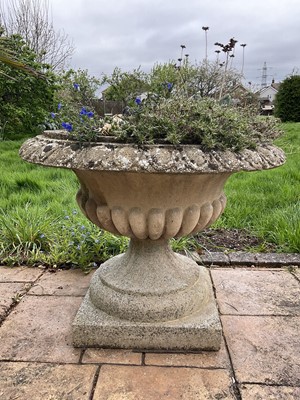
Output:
[
  {"xmin": 0, "ymin": 25, "xmax": 44, "ymax": 77},
  {"xmin": 101, "ymin": 67, "xmax": 149, "ymax": 106},
  {"xmin": 275, "ymin": 75, "xmax": 300, "ymax": 122},
  {"xmin": 0, "ymin": 0, "xmax": 74, "ymax": 71},
  {"xmin": 0, "ymin": 29, "xmax": 56, "ymax": 137},
  {"xmin": 102, "ymin": 61, "xmax": 243, "ymax": 106}
]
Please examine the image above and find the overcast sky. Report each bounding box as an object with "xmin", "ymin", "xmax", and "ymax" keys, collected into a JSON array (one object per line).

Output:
[{"xmin": 49, "ymin": 0, "xmax": 299, "ymax": 88}]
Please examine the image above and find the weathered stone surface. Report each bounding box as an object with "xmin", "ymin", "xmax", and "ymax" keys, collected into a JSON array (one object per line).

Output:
[
  {"xmin": 73, "ymin": 292, "xmax": 221, "ymax": 351},
  {"xmin": 0, "ymin": 266, "xmax": 43, "ymax": 282},
  {"xmin": 227, "ymin": 252, "xmax": 261, "ymax": 266},
  {"xmin": 29, "ymin": 269, "xmax": 94, "ymax": 296},
  {"xmin": 0, "ymin": 283, "xmax": 27, "ymax": 319},
  {"xmin": 89, "ymin": 243, "xmax": 215, "ymax": 323},
  {"xmin": 293, "ymin": 267, "xmax": 300, "ymax": 280},
  {"xmin": 222, "ymin": 315, "xmax": 300, "ymax": 385},
  {"xmin": 253, "ymin": 253, "xmax": 300, "ymax": 266},
  {"xmin": 93, "ymin": 365, "xmax": 235, "ymax": 399},
  {"xmin": 75, "ymin": 170, "xmax": 229, "ymax": 239},
  {"xmin": 211, "ymin": 268, "xmax": 300, "ymax": 315},
  {"xmin": 0, "ymin": 295, "xmax": 82, "ymax": 363},
  {"xmin": 20, "ymin": 132, "xmax": 285, "ymax": 173},
  {"xmin": 144, "ymin": 338, "xmax": 230, "ymax": 368},
  {"xmin": 18, "ymin": 132, "xmax": 285, "ymax": 356},
  {"xmin": 0, "ymin": 362, "xmax": 96, "ymax": 400},
  {"xmin": 73, "ymin": 256, "xmax": 222, "ymax": 351},
  {"xmin": 240, "ymin": 384, "xmax": 300, "ymax": 399},
  {"xmin": 82, "ymin": 348, "xmax": 142, "ymax": 365},
  {"xmin": 194, "ymin": 251, "xmax": 230, "ymax": 265},
  {"xmin": 228, "ymin": 252, "xmax": 300, "ymax": 266}
]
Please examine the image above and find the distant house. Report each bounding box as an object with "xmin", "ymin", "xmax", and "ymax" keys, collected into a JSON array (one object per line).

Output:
[
  {"xmin": 218, "ymin": 83, "xmax": 256, "ymax": 106},
  {"xmin": 257, "ymin": 80, "xmax": 280, "ymax": 115}
]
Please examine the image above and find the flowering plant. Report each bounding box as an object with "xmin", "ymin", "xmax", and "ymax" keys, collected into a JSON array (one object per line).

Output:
[{"xmin": 48, "ymin": 61, "xmax": 282, "ymax": 151}]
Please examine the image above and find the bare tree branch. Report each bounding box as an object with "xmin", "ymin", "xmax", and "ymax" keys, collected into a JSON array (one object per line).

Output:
[{"xmin": 0, "ymin": 0, "xmax": 74, "ymax": 71}]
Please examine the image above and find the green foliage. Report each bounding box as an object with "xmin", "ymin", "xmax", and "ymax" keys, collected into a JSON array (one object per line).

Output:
[
  {"xmin": 214, "ymin": 122, "xmax": 300, "ymax": 252},
  {"xmin": 101, "ymin": 66, "xmax": 149, "ymax": 106},
  {"xmin": 275, "ymin": 75, "xmax": 300, "ymax": 122},
  {"xmin": 0, "ymin": 206, "xmax": 129, "ymax": 270},
  {"xmin": 43, "ymin": 68, "xmax": 102, "ymax": 137},
  {"xmin": 108, "ymin": 96, "xmax": 281, "ymax": 150},
  {"xmin": 0, "ymin": 204, "xmax": 56, "ymax": 265},
  {"xmin": 102, "ymin": 61, "xmax": 244, "ymax": 103},
  {"xmin": 0, "ymin": 30, "xmax": 56, "ymax": 138},
  {"xmin": 42, "ymin": 211, "xmax": 129, "ymax": 271},
  {"xmin": 68, "ymin": 61, "xmax": 281, "ymax": 150}
]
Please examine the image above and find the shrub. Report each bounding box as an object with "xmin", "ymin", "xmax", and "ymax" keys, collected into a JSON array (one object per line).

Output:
[
  {"xmin": 275, "ymin": 75, "xmax": 300, "ymax": 122},
  {"xmin": 0, "ymin": 31, "xmax": 56, "ymax": 138}
]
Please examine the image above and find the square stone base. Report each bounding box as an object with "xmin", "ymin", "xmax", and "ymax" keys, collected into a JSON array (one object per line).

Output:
[{"xmin": 72, "ymin": 289, "xmax": 222, "ymax": 351}]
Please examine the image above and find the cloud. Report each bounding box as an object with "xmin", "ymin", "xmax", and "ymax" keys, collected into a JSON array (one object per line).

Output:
[{"xmin": 50, "ymin": 0, "xmax": 300, "ymax": 84}]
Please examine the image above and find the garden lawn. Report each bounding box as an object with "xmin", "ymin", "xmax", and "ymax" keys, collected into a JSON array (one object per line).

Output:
[
  {"xmin": 214, "ymin": 122, "xmax": 300, "ymax": 252},
  {"xmin": 0, "ymin": 122, "xmax": 299, "ymax": 269}
]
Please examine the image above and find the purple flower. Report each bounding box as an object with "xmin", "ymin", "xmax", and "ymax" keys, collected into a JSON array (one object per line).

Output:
[
  {"xmin": 61, "ymin": 122, "xmax": 73, "ymax": 132},
  {"xmin": 73, "ymin": 83, "xmax": 80, "ymax": 91},
  {"xmin": 50, "ymin": 112, "xmax": 56, "ymax": 118},
  {"xmin": 87, "ymin": 111, "xmax": 94, "ymax": 118},
  {"xmin": 80, "ymin": 107, "xmax": 87, "ymax": 115},
  {"xmin": 167, "ymin": 82, "xmax": 173, "ymax": 91},
  {"xmin": 58, "ymin": 102, "xmax": 62, "ymax": 110},
  {"xmin": 135, "ymin": 97, "xmax": 142, "ymax": 105}
]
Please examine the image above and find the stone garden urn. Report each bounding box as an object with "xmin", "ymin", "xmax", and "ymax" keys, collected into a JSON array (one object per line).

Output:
[{"xmin": 20, "ymin": 131, "xmax": 285, "ymax": 351}]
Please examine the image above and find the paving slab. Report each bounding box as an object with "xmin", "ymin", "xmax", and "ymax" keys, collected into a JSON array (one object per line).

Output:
[
  {"xmin": 222, "ymin": 315, "xmax": 300, "ymax": 386},
  {"xmin": 29, "ymin": 269, "xmax": 94, "ymax": 296},
  {"xmin": 0, "ymin": 361, "xmax": 96, "ymax": 400},
  {"xmin": 193, "ymin": 251, "xmax": 230, "ymax": 265},
  {"xmin": 144, "ymin": 338, "xmax": 230, "ymax": 369},
  {"xmin": 93, "ymin": 365, "xmax": 235, "ymax": 399},
  {"xmin": 227, "ymin": 252, "xmax": 261, "ymax": 266},
  {"xmin": 293, "ymin": 267, "xmax": 300, "ymax": 281},
  {"xmin": 0, "ymin": 266, "xmax": 44, "ymax": 282},
  {"xmin": 82, "ymin": 348, "xmax": 142, "ymax": 365},
  {"xmin": 0, "ymin": 282, "xmax": 28, "ymax": 320},
  {"xmin": 0, "ymin": 295, "xmax": 82, "ymax": 363},
  {"xmin": 227, "ymin": 252, "xmax": 300, "ymax": 267},
  {"xmin": 211, "ymin": 268, "xmax": 300, "ymax": 315},
  {"xmin": 240, "ymin": 384, "xmax": 300, "ymax": 399},
  {"xmin": 252, "ymin": 253, "xmax": 300, "ymax": 266}
]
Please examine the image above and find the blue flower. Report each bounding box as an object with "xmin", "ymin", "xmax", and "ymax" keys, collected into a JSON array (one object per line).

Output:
[
  {"xmin": 167, "ymin": 82, "xmax": 173, "ymax": 91},
  {"xmin": 61, "ymin": 122, "xmax": 73, "ymax": 132},
  {"xmin": 135, "ymin": 97, "xmax": 142, "ymax": 105},
  {"xmin": 73, "ymin": 83, "xmax": 80, "ymax": 91},
  {"xmin": 50, "ymin": 112, "xmax": 56, "ymax": 119},
  {"xmin": 80, "ymin": 107, "xmax": 87, "ymax": 115},
  {"xmin": 87, "ymin": 111, "xmax": 94, "ymax": 118},
  {"xmin": 58, "ymin": 102, "xmax": 62, "ymax": 110}
]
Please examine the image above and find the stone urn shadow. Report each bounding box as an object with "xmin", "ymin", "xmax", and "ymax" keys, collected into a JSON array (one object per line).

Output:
[{"xmin": 19, "ymin": 131, "xmax": 285, "ymax": 351}]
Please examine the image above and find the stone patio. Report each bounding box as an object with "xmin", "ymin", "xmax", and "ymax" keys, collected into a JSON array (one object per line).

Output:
[{"xmin": 0, "ymin": 259, "xmax": 299, "ymax": 399}]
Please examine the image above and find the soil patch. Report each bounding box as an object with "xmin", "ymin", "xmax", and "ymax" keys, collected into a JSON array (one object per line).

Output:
[{"xmin": 195, "ymin": 228, "xmax": 277, "ymax": 253}]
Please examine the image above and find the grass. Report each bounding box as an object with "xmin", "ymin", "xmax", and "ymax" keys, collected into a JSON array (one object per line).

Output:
[
  {"xmin": 214, "ymin": 122, "xmax": 300, "ymax": 252},
  {"xmin": 0, "ymin": 123, "xmax": 299, "ymax": 269}
]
